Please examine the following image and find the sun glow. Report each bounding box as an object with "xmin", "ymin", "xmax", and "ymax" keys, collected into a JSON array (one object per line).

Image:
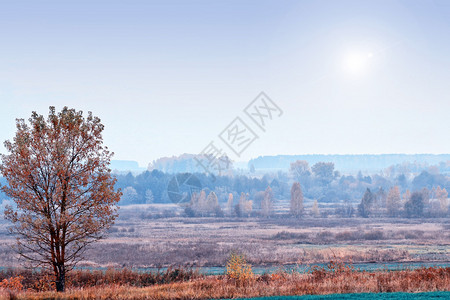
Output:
[{"xmin": 343, "ymin": 51, "xmax": 374, "ymax": 75}]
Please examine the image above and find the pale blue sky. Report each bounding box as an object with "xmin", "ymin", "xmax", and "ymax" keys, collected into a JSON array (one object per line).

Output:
[{"xmin": 1, "ymin": 0, "xmax": 449, "ymax": 167}]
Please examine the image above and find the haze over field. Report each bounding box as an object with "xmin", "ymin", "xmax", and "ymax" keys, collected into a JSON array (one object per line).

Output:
[{"xmin": 1, "ymin": 0, "xmax": 450, "ymax": 167}]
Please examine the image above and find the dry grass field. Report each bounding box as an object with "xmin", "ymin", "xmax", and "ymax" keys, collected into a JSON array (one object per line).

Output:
[
  {"xmin": 0, "ymin": 205, "xmax": 449, "ymax": 299},
  {"xmin": 1, "ymin": 265, "xmax": 449, "ymax": 299},
  {"xmin": 2, "ymin": 205, "xmax": 447, "ymax": 269}
]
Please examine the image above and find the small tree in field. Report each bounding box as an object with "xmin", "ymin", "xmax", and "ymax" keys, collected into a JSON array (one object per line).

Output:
[
  {"xmin": 206, "ymin": 191, "xmax": 220, "ymax": 215},
  {"xmin": 238, "ymin": 192, "xmax": 252, "ymax": 217},
  {"xmin": 0, "ymin": 107, "xmax": 121, "ymax": 292},
  {"xmin": 435, "ymin": 186, "xmax": 448, "ymax": 214},
  {"xmin": 358, "ymin": 188, "xmax": 374, "ymax": 218},
  {"xmin": 226, "ymin": 252, "xmax": 253, "ymax": 286},
  {"xmin": 405, "ymin": 191, "xmax": 424, "ymax": 218},
  {"xmin": 261, "ymin": 186, "xmax": 274, "ymax": 217},
  {"xmin": 226, "ymin": 193, "xmax": 234, "ymax": 216},
  {"xmin": 386, "ymin": 186, "xmax": 401, "ymax": 217},
  {"xmin": 290, "ymin": 182, "xmax": 303, "ymax": 217},
  {"xmin": 311, "ymin": 199, "xmax": 320, "ymax": 217}
]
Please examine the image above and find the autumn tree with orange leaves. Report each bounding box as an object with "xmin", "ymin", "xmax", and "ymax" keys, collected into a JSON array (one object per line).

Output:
[{"xmin": 0, "ymin": 107, "xmax": 121, "ymax": 292}]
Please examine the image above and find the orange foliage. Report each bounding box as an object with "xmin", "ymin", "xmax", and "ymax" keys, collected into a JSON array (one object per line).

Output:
[
  {"xmin": 226, "ymin": 253, "xmax": 254, "ymax": 286},
  {"xmin": 0, "ymin": 275, "xmax": 24, "ymax": 291}
]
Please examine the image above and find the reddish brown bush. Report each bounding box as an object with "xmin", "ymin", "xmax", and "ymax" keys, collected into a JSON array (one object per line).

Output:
[{"xmin": 0, "ymin": 266, "xmax": 201, "ymax": 291}]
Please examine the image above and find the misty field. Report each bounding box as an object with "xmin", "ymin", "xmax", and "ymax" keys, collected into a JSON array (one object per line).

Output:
[
  {"xmin": 72, "ymin": 208, "xmax": 450, "ymax": 269},
  {"xmin": 2, "ymin": 205, "xmax": 448, "ymax": 270}
]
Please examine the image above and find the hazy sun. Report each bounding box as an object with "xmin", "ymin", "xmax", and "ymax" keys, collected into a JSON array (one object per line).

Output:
[{"xmin": 343, "ymin": 51, "xmax": 374, "ymax": 75}]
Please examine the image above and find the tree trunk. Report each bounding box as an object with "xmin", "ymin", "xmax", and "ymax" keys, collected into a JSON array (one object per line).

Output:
[{"xmin": 55, "ymin": 264, "xmax": 65, "ymax": 292}]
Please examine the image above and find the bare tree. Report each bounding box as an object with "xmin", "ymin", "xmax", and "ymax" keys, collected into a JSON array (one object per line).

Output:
[
  {"xmin": 405, "ymin": 191, "xmax": 424, "ymax": 218},
  {"xmin": 386, "ymin": 186, "xmax": 401, "ymax": 217},
  {"xmin": 197, "ymin": 190, "xmax": 207, "ymax": 215},
  {"xmin": 145, "ymin": 189, "xmax": 154, "ymax": 204},
  {"xmin": 358, "ymin": 188, "xmax": 374, "ymax": 218},
  {"xmin": 402, "ymin": 189, "xmax": 411, "ymax": 206},
  {"xmin": 290, "ymin": 182, "xmax": 303, "ymax": 217},
  {"xmin": 0, "ymin": 107, "xmax": 121, "ymax": 292},
  {"xmin": 238, "ymin": 192, "xmax": 252, "ymax": 217},
  {"xmin": 206, "ymin": 191, "xmax": 220, "ymax": 215},
  {"xmin": 121, "ymin": 186, "xmax": 138, "ymax": 205},
  {"xmin": 311, "ymin": 199, "xmax": 320, "ymax": 217},
  {"xmin": 289, "ymin": 160, "xmax": 310, "ymax": 181},
  {"xmin": 226, "ymin": 193, "xmax": 234, "ymax": 216},
  {"xmin": 435, "ymin": 186, "xmax": 448, "ymax": 215},
  {"xmin": 261, "ymin": 186, "xmax": 274, "ymax": 217}
]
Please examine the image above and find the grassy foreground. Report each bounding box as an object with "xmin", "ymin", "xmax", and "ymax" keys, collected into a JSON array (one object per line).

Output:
[{"xmin": 0, "ymin": 265, "xmax": 449, "ymax": 300}]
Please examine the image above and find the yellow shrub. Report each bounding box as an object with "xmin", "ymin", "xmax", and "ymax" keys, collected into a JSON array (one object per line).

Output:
[{"xmin": 226, "ymin": 253, "xmax": 254, "ymax": 286}]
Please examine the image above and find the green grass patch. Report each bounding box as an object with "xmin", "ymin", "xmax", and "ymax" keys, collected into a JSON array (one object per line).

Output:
[{"xmin": 231, "ymin": 291, "xmax": 450, "ymax": 299}]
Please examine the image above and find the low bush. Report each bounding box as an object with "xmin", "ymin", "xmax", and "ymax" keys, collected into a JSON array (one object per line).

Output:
[
  {"xmin": 0, "ymin": 266, "xmax": 201, "ymax": 291},
  {"xmin": 271, "ymin": 231, "xmax": 309, "ymax": 240},
  {"xmin": 226, "ymin": 252, "xmax": 254, "ymax": 286},
  {"xmin": 335, "ymin": 231, "xmax": 360, "ymax": 241},
  {"xmin": 363, "ymin": 230, "xmax": 385, "ymax": 240}
]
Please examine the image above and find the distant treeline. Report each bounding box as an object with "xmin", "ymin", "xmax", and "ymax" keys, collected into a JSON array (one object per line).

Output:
[
  {"xmin": 1, "ymin": 160, "xmax": 448, "ymax": 218},
  {"xmin": 248, "ymin": 154, "xmax": 450, "ymax": 173},
  {"xmin": 107, "ymin": 160, "xmax": 450, "ymax": 217}
]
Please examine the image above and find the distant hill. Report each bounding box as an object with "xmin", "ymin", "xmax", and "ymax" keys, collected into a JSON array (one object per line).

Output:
[
  {"xmin": 149, "ymin": 153, "xmax": 233, "ymax": 174},
  {"xmin": 248, "ymin": 154, "xmax": 450, "ymax": 173},
  {"xmin": 110, "ymin": 160, "xmax": 146, "ymax": 174}
]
